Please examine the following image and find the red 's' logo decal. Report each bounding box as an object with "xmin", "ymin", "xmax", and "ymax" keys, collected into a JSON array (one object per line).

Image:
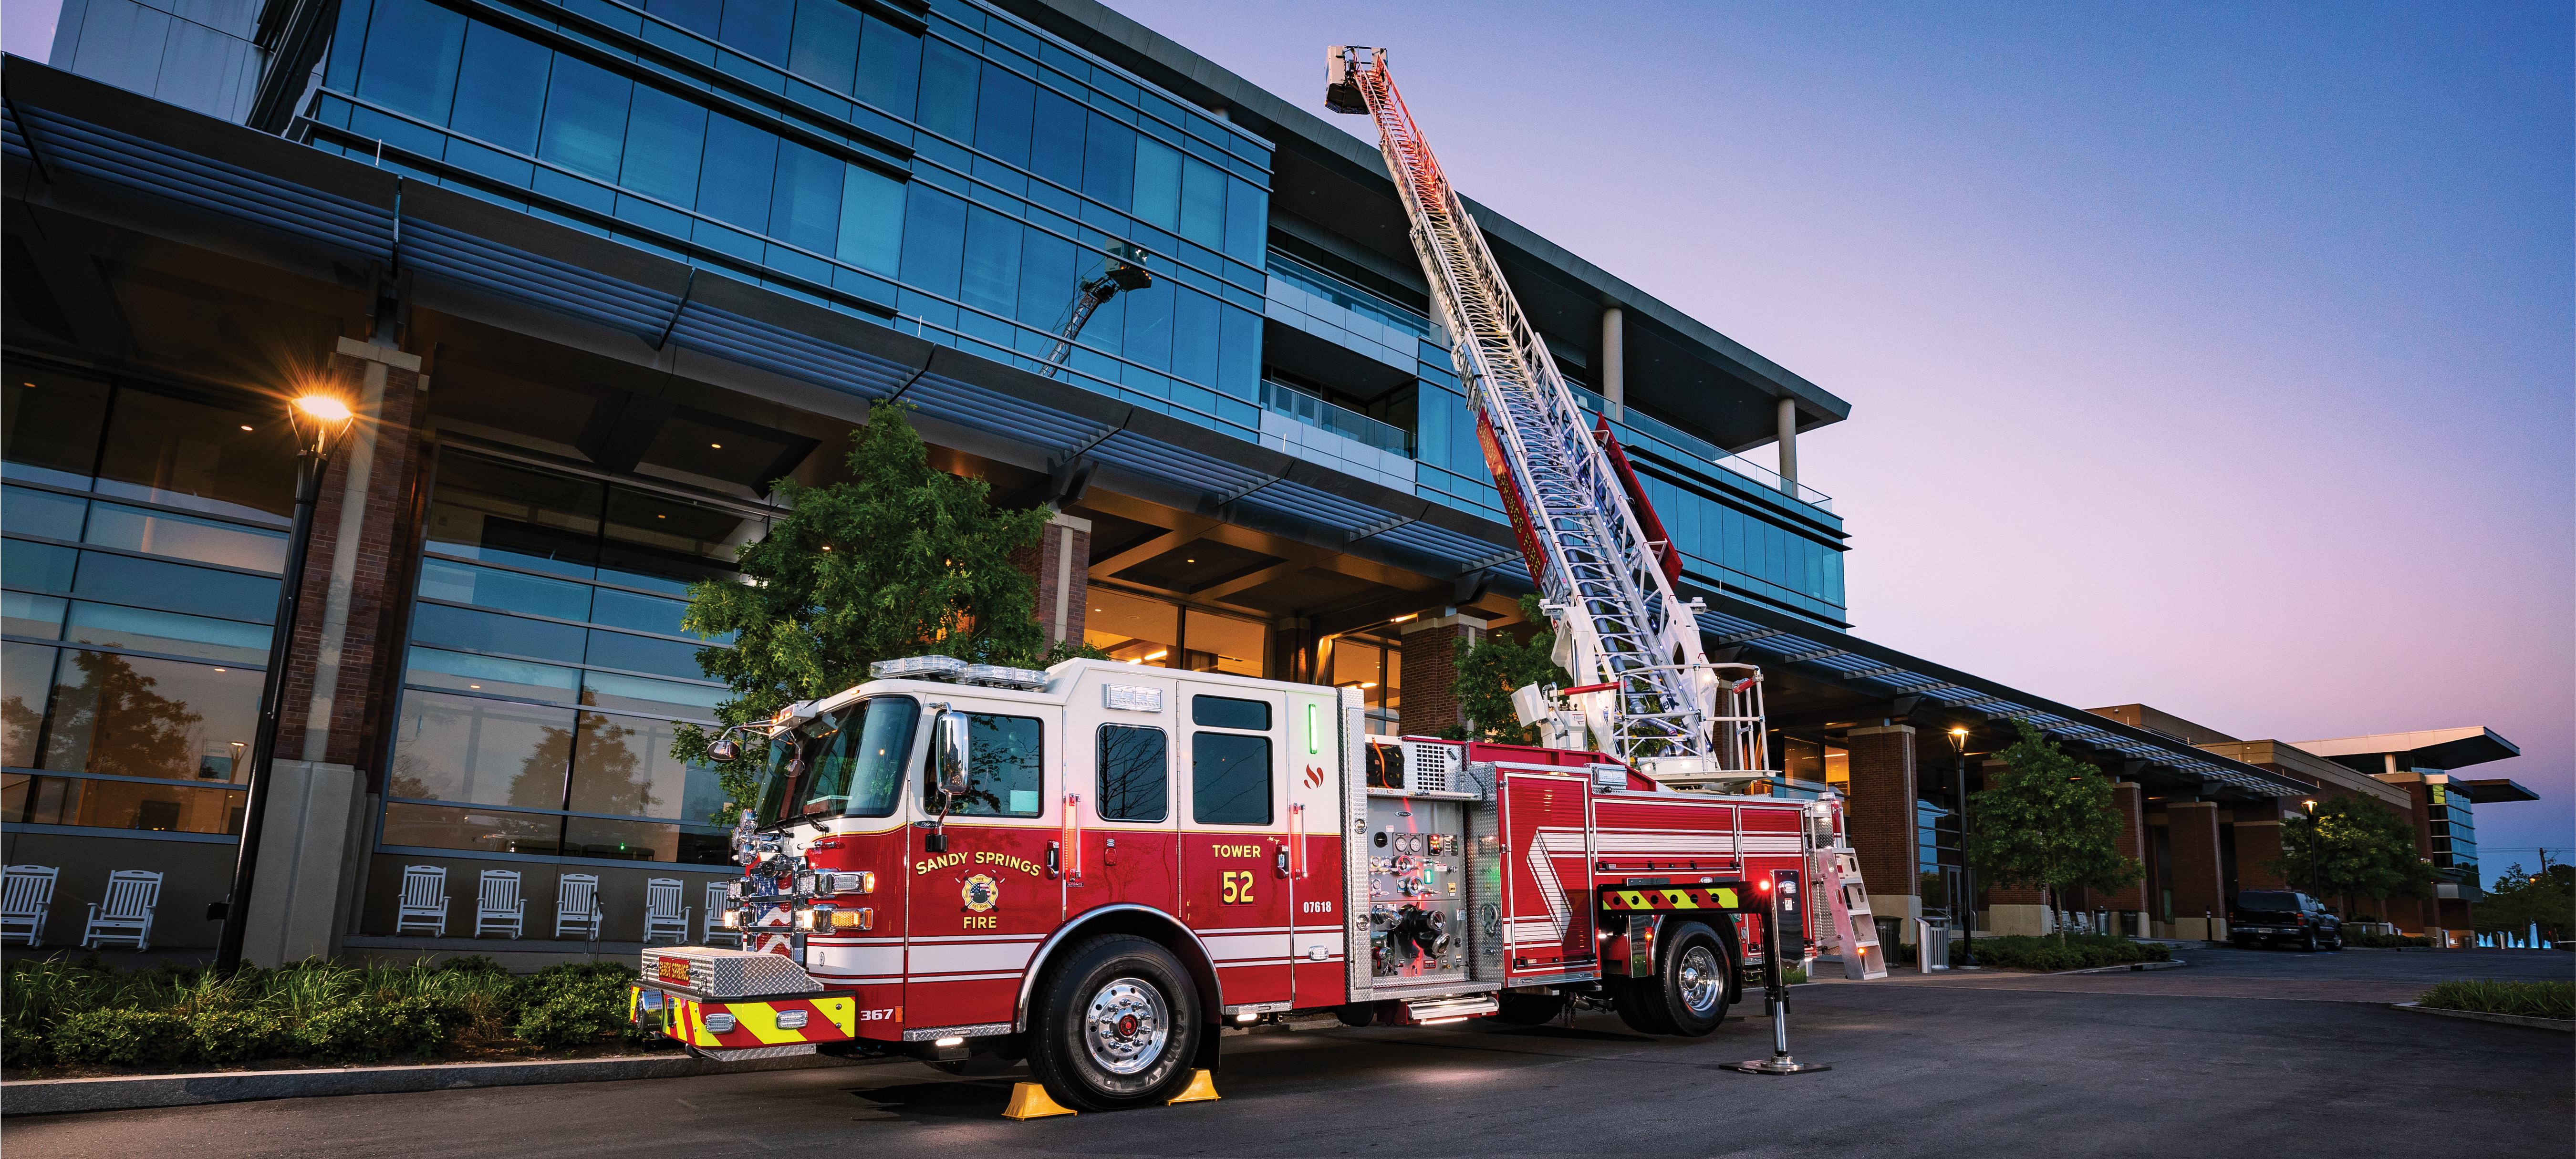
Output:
[{"xmin": 1303, "ymin": 764, "xmax": 1326, "ymax": 788}]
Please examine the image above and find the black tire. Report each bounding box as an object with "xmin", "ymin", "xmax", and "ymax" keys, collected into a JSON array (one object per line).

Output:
[
  {"xmin": 1025, "ymin": 935, "xmax": 1202, "ymax": 1112},
  {"xmin": 1333, "ymin": 1004, "xmax": 1377, "ymax": 1028},
  {"xmin": 1494, "ymin": 992, "xmax": 1567, "ymax": 1025},
  {"xmin": 1605, "ymin": 975, "xmax": 1672, "ymax": 1035},
  {"xmin": 1631, "ymin": 921, "xmax": 1731, "ymax": 1037},
  {"xmin": 2300, "ymin": 931, "xmax": 2318, "ymax": 952}
]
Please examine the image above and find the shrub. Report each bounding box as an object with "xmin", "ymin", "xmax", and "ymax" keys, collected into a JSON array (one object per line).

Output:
[
  {"xmin": 2417, "ymin": 979, "xmax": 2575, "ymax": 1020},
  {"xmin": 1953, "ymin": 934, "xmax": 2171, "ymax": 973},
  {"xmin": 51, "ymin": 1009, "xmax": 194, "ymax": 1066},
  {"xmin": 510, "ymin": 962, "xmax": 638, "ymax": 1050},
  {"xmin": 189, "ymin": 1007, "xmax": 287, "ymax": 1064},
  {"xmin": 296, "ymin": 995, "xmax": 464, "ymax": 1063},
  {"xmin": 2345, "ymin": 932, "xmax": 2432, "ymax": 949}
]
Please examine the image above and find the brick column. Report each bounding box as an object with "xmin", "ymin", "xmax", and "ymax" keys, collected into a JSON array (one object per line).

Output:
[
  {"xmin": 1031, "ymin": 513, "xmax": 1091, "ymax": 648},
  {"xmin": 2234, "ymin": 818, "xmax": 2289, "ymax": 890},
  {"xmin": 1844, "ymin": 725, "xmax": 1919, "ymax": 937},
  {"xmin": 1396, "ymin": 613, "xmax": 1485, "ymax": 737},
  {"xmin": 2166, "ymin": 801, "xmax": 2226, "ymax": 941},
  {"xmin": 2106, "ymin": 782, "xmax": 2150, "ymax": 911}
]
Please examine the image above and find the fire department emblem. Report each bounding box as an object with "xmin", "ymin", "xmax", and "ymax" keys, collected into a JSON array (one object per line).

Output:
[{"xmin": 961, "ymin": 873, "xmax": 1001, "ymax": 912}]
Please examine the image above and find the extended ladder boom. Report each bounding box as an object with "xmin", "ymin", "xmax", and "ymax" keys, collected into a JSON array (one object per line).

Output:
[{"xmin": 1327, "ymin": 46, "xmax": 1759, "ymax": 780}]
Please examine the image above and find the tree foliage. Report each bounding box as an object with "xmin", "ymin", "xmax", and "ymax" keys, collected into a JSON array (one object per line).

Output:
[
  {"xmin": 1963, "ymin": 722, "xmax": 2143, "ymax": 943},
  {"xmin": 2473, "ymin": 863, "xmax": 2572, "ymax": 941},
  {"xmin": 1444, "ymin": 594, "xmax": 1571, "ymax": 745},
  {"xmin": 2265, "ymin": 793, "xmax": 2436, "ymax": 910},
  {"xmin": 670, "ymin": 405, "xmax": 1093, "ymax": 820}
]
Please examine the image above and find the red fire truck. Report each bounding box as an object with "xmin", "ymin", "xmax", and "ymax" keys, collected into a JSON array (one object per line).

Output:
[{"xmin": 631, "ymin": 45, "xmax": 1878, "ymax": 1111}]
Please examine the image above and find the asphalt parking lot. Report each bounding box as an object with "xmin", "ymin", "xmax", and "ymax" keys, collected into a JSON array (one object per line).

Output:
[{"xmin": 8, "ymin": 946, "xmax": 2567, "ymax": 1159}]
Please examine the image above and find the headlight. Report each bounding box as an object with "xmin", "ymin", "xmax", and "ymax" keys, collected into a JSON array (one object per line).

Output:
[
  {"xmin": 720, "ymin": 909, "xmax": 740, "ymax": 929},
  {"xmin": 794, "ymin": 907, "xmax": 817, "ymax": 931}
]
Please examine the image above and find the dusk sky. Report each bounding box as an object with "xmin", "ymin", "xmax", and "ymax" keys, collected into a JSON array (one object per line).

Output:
[
  {"xmin": 3, "ymin": 1, "xmax": 2566, "ymax": 865},
  {"xmin": 1096, "ymin": 0, "xmax": 2574, "ymax": 864}
]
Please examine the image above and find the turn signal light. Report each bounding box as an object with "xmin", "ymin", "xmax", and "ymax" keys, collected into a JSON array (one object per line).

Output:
[
  {"xmin": 833, "ymin": 871, "xmax": 876, "ymax": 894},
  {"xmin": 831, "ymin": 908, "xmax": 873, "ymax": 930}
]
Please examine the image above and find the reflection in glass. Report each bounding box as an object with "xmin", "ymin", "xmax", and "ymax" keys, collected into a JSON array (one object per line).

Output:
[
  {"xmin": 916, "ymin": 712, "xmax": 1039, "ymax": 818},
  {"xmin": 579, "ymin": 670, "xmax": 724, "ymax": 720},
  {"xmin": 65, "ymin": 602, "xmax": 271, "ymax": 665},
  {"xmin": 93, "ymin": 388, "xmax": 297, "ymax": 522},
  {"xmin": 381, "ymin": 801, "xmax": 566, "ymax": 856},
  {"xmin": 32, "ymin": 650, "xmax": 260, "ymax": 781},
  {"xmin": 564, "ymin": 815, "xmax": 677, "ymax": 861},
  {"xmin": 404, "ymin": 646, "xmax": 581, "ymax": 703},
  {"xmin": 568, "ymin": 712, "xmax": 670, "ymax": 818},
  {"xmin": 2, "ymin": 486, "xmax": 88, "ymax": 540},
  {"xmin": 73, "ymin": 551, "xmax": 279, "ymax": 625},
  {"xmin": 417, "ymin": 558, "xmax": 593, "ymax": 621},
  {"xmin": 2, "ymin": 771, "xmax": 245, "ymax": 833},
  {"xmin": 3, "ymin": 591, "xmax": 66, "ymax": 641},
  {"xmin": 1192, "ymin": 732, "xmax": 1270, "ymax": 825},
  {"xmin": 1097, "ymin": 724, "xmax": 1166, "ymax": 821},
  {"xmin": 761, "ymin": 696, "xmax": 919, "ymax": 822},
  {"xmin": 385, "ymin": 690, "xmax": 575, "ymax": 810},
  {"xmin": 83, "ymin": 503, "xmax": 286, "ymax": 572},
  {"xmin": 2, "ymin": 367, "xmax": 111, "ymax": 487}
]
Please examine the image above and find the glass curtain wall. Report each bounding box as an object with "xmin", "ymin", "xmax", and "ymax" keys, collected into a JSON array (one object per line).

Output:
[
  {"xmin": 1324, "ymin": 631, "xmax": 1400, "ymax": 734},
  {"xmin": 1080, "ymin": 587, "xmax": 1267, "ymax": 677},
  {"xmin": 2, "ymin": 363, "xmax": 295, "ymax": 835},
  {"xmin": 307, "ymin": 0, "xmax": 1272, "ymax": 442},
  {"xmin": 380, "ymin": 449, "xmax": 762, "ymax": 865}
]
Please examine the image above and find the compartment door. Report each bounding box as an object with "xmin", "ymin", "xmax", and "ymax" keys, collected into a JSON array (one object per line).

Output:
[{"xmin": 1498, "ymin": 769, "xmax": 1596, "ymax": 981}]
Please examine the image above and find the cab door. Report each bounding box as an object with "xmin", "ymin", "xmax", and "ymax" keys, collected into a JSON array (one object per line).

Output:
[
  {"xmin": 903, "ymin": 703, "xmax": 1064, "ymax": 1031},
  {"xmin": 1074, "ymin": 673, "xmax": 1181, "ymax": 918},
  {"xmin": 1178, "ymin": 687, "xmax": 1293, "ymax": 1013}
]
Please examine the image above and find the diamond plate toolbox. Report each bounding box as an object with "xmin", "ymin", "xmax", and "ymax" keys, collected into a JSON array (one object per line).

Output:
[{"xmin": 640, "ymin": 946, "xmax": 823, "ymax": 999}]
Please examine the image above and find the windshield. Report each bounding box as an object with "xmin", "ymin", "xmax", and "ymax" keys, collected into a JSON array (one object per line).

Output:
[
  {"xmin": 756, "ymin": 696, "xmax": 921, "ymax": 824},
  {"xmin": 2236, "ymin": 890, "xmax": 2301, "ymax": 912}
]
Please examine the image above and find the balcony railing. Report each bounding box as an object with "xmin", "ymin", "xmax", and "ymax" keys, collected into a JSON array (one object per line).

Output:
[
  {"xmin": 1264, "ymin": 251, "xmax": 1433, "ymax": 340},
  {"xmin": 1259, "ymin": 381, "xmax": 1414, "ymax": 456},
  {"xmin": 1609, "ymin": 405, "xmax": 1836, "ymax": 512}
]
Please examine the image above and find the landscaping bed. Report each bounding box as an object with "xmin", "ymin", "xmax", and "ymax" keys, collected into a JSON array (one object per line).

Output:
[
  {"xmin": 2414, "ymin": 979, "xmax": 2575, "ymax": 1021},
  {"xmin": 1891, "ymin": 934, "xmax": 2175, "ymax": 973},
  {"xmin": 2344, "ymin": 932, "xmax": 2434, "ymax": 949},
  {"xmin": 2, "ymin": 954, "xmax": 660, "ymax": 1080}
]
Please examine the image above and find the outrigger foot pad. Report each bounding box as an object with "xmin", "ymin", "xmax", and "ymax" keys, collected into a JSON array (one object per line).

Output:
[
  {"xmin": 1167, "ymin": 1069, "xmax": 1221, "ymax": 1104},
  {"xmin": 1002, "ymin": 1083, "xmax": 1079, "ymax": 1119},
  {"xmin": 1723, "ymin": 1056, "xmax": 1831, "ymax": 1075}
]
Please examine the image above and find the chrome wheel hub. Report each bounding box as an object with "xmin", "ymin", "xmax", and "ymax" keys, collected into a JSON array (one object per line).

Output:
[
  {"xmin": 1083, "ymin": 978, "xmax": 1167, "ymax": 1075},
  {"xmin": 1677, "ymin": 946, "xmax": 1722, "ymax": 1014}
]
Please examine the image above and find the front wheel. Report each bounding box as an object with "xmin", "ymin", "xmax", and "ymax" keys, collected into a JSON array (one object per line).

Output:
[{"xmin": 1025, "ymin": 935, "xmax": 1202, "ymax": 1112}]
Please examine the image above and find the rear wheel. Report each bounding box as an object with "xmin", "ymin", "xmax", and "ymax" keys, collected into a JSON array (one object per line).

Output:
[
  {"xmin": 2300, "ymin": 930, "xmax": 2319, "ymax": 952},
  {"xmin": 1025, "ymin": 935, "xmax": 1202, "ymax": 1112},
  {"xmin": 1631, "ymin": 922, "xmax": 1730, "ymax": 1037}
]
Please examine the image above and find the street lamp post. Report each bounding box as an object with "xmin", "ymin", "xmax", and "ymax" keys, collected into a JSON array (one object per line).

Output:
[
  {"xmin": 2301, "ymin": 798, "xmax": 2321, "ymax": 903},
  {"xmin": 1949, "ymin": 726, "xmax": 1975, "ymax": 970},
  {"xmin": 213, "ymin": 392, "xmax": 356, "ymax": 973}
]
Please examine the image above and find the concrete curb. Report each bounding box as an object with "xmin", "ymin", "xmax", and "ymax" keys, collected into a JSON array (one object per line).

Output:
[
  {"xmin": 2055, "ymin": 959, "xmax": 2189, "ymax": 976},
  {"xmin": 2390, "ymin": 1003, "xmax": 2575, "ymax": 1032},
  {"xmin": 0, "ymin": 1051, "xmax": 870, "ymax": 1117}
]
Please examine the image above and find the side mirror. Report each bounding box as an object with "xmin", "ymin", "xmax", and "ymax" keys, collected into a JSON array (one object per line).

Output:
[
  {"xmin": 934, "ymin": 710, "xmax": 971, "ymax": 797},
  {"xmin": 709, "ymin": 736, "xmax": 741, "ymax": 763}
]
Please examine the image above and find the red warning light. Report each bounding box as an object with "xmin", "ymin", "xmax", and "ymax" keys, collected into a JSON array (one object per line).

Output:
[{"xmin": 1756, "ymin": 879, "xmax": 1773, "ymax": 892}]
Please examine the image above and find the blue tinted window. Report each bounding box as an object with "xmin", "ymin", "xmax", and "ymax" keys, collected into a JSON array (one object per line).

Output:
[
  {"xmin": 1179, "ymin": 156, "xmax": 1225, "ymax": 249},
  {"xmin": 959, "ymin": 206, "xmax": 1022, "ymax": 316},
  {"xmin": 1132, "ymin": 137, "xmax": 1180, "ymax": 230},
  {"xmin": 1219, "ymin": 303, "xmax": 1260, "ymax": 390},
  {"xmin": 417, "ymin": 558, "xmax": 592, "ymax": 621},
  {"xmin": 450, "ymin": 23, "xmax": 548, "ymax": 154},
  {"xmin": 973, "ymin": 62, "xmax": 1034, "ymax": 168},
  {"xmin": 788, "ymin": 0, "xmax": 861, "ymax": 93},
  {"xmin": 589, "ymin": 588, "xmax": 690, "ymax": 637},
  {"xmin": 719, "ymin": 0, "xmax": 790, "ymax": 64},
  {"xmin": 2, "ymin": 486, "xmax": 85, "ymax": 540},
  {"xmin": 356, "ymin": 0, "xmax": 465, "ymax": 121},
  {"xmin": 771, "ymin": 141, "xmax": 844, "ymax": 251},
  {"xmin": 1016, "ymin": 229, "xmax": 1078, "ymax": 330},
  {"xmin": 698, "ymin": 114, "xmax": 779, "ymax": 229},
  {"xmin": 412, "ymin": 603, "xmax": 586, "ymax": 664},
  {"xmin": 586, "ymin": 629, "xmax": 706, "ymax": 679},
  {"xmin": 323, "ymin": 0, "xmax": 370, "ymax": 91},
  {"xmin": 837, "ymin": 165, "xmax": 906, "ymax": 274},
  {"xmin": 3, "ymin": 539, "xmax": 76, "ymax": 593},
  {"xmin": 1122, "ymin": 277, "xmax": 1172, "ymax": 371},
  {"xmin": 621, "ymin": 87, "xmax": 708, "ymax": 207},
  {"xmin": 916, "ymin": 38, "xmax": 977, "ymax": 139},
  {"xmin": 73, "ymin": 553, "xmax": 276, "ymax": 623},
  {"xmin": 1029, "ymin": 88, "xmax": 1085, "ymax": 190},
  {"xmin": 900, "ymin": 184, "xmax": 967, "ymax": 297},
  {"xmin": 645, "ymin": 0, "xmax": 721, "ymax": 38},
  {"xmin": 1224, "ymin": 178, "xmax": 1265, "ymax": 263},
  {"xmin": 538, "ymin": 57, "xmax": 633, "ymax": 180},
  {"xmin": 1172, "ymin": 286, "xmax": 1219, "ymax": 384},
  {"xmin": 1081, "ymin": 113, "xmax": 1133, "ymax": 207},
  {"xmin": 853, "ymin": 13, "xmax": 921, "ymax": 116}
]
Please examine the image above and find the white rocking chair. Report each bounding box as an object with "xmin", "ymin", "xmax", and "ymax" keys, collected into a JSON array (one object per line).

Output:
[
  {"xmin": 643, "ymin": 878, "xmax": 690, "ymax": 945},
  {"xmin": 80, "ymin": 869, "xmax": 162, "ymax": 951},
  {"xmin": 474, "ymin": 869, "xmax": 526, "ymax": 938},
  {"xmin": 395, "ymin": 865, "xmax": 449, "ymax": 937},
  {"xmin": 3, "ymin": 864, "xmax": 59, "ymax": 947},
  {"xmin": 555, "ymin": 873, "xmax": 602, "ymax": 940},
  {"xmin": 701, "ymin": 880, "xmax": 740, "ymax": 948}
]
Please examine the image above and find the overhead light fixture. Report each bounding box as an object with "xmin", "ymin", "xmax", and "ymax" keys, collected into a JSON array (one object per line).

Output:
[
  {"xmin": 711, "ymin": 442, "xmax": 723, "ymax": 449},
  {"xmin": 1141, "ymin": 649, "xmax": 1169, "ymax": 661},
  {"xmin": 1390, "ymin": 613, "xmax": 1417, "ymax": 623},
  {"xmin": 1360, "ymin": 682, "xmax": 1378, "ymax": 689},
  {"xmin": 239, "ymin": 424, "xmax": 254, "ymax": 431}
]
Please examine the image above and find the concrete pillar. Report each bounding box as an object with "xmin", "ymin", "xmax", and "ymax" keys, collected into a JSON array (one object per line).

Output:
[
  {"xmin": 2105, "ymin": 782, "xmax": 2150, "ymax": 910},
  {"xmin": 1843, "ymin": 725, "xmax": 1919, "ymax": 937},
  {"xmin": 2166, "ymin": 801, "xmax": 2227, "ymax": 941},
  {"xmin": 1599, "ymin": 306, "xmax": 1624, "ymax": 418},
  {"xmin": 1396, "ymin": 613, "xmax": 1486, "ymax": 737},
  {"xmin": 1037, "ymin": 513, "xmax": 1091, "ymax": 647},
  {"xmin": 241, "ymin": 759, "xmax": 367, "ymax": 966},
  {"xmin": 1775, "ymin": 397, "xmax": 1799, "ymax": 484},
  {"xmin": 2234, "ymin": 818, "xmax": 2289, "ymax": 890}
]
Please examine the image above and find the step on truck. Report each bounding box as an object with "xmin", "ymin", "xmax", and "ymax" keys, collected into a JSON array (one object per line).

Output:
[{"xmin": 629, "ymin": 655, "xmax": 1849, "ymax": 1110}]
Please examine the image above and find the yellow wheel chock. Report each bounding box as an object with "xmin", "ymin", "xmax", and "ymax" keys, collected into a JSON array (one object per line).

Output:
[
  {"xmin": 1167, "ymin": 1068, "xmax": 1220, "ymax": 1104},
  {"xmin": 1002, "ymin": 1082, "xmax": 1078, "ymax": 1120}
]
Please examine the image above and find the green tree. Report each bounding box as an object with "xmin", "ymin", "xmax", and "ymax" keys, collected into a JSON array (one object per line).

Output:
[
  {"xmin": 1443, "ymin": 594, "xmax": 1572, "ymax": 745},
  {"xmin": 2475, "ymin": 863, "xmax": 2575, "ymax": 943},
  {"xmin": 671, "ymin": 404, "xmax": 1093, "ymax": 821},
  {"xmin": 1963, "ymin": 722, "xmax": 2143, "ymax": 944},
  {"xmin": 2267, "ymin": 794, "xmax": 2436, "ymax": 914}
]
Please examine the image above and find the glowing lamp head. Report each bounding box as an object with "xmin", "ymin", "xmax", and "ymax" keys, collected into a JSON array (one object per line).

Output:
[
  {"xmin": 285, "ymin": 391, "xmax": 358, "ymax": 455},
  {"xmin": 293, "ymin": 394, "xmax": 353, "ymax": 423}
]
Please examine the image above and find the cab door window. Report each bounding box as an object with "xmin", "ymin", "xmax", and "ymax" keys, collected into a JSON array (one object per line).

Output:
[
  {"xmin": 925, "ymin": 713, "xmax": 1045, "ymax": 817},
  {"xmin": 1191, "ymin": 696, "xmax": 1272, "ymax": 826},
  {"xmin": 1097, "ymin": 724, "xmax": 1168, "ymax": 821}
]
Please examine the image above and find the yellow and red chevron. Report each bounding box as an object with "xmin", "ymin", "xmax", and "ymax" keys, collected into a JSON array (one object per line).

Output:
[
  {"xmin": 635, "ymin": 989, "xmax": 858, "ymax": 1048},
  {"xmin": 1600, "ymin": 886, "xmax": 1741, "ymax": 911}
]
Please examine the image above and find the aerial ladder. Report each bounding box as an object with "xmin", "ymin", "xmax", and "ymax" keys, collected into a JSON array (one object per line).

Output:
[{"xmin": 1325, "ymin": 47, "xmax": 1881, "ymax": 976}]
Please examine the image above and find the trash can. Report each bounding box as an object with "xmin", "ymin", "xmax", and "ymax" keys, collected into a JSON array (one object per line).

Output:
[{"xmin": 1915, "ymin": 919, "xmax": 1951, "ymax": 973}]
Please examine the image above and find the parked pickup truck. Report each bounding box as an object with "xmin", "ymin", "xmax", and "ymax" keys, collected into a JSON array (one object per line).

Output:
[{"xmin": 2229, "ymin": 890, "xmax": 2342, "ymax": 951}]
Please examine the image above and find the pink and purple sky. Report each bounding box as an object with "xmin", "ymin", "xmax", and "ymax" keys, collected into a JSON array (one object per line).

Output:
[{"xmin": 5, "ymin": 1, "xmax": 2566, "ymax": 866}]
